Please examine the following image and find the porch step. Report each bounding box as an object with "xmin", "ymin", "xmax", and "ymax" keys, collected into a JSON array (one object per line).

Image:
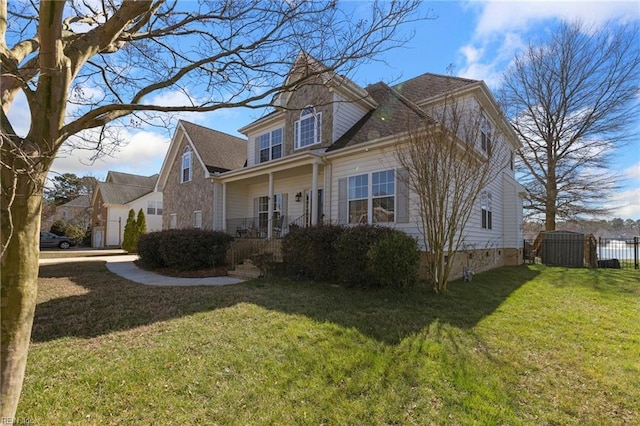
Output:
[{"xmin": 228, "ymin": 259, "xmax": 262, "ymax": 279}]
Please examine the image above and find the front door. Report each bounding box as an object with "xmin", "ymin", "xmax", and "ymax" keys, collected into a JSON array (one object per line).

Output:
[{"xmin": 305, "ymin": 188, "xmax": 324, "ymax": 226}]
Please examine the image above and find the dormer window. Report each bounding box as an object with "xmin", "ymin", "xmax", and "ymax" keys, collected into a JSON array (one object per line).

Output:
[
  {"xmin": 294, "ymin": 106, "xmax": 321, "ymax": 149},
  {"xmin": 181, "ymin": 146, "xmax": 192, "ymax": 183}
]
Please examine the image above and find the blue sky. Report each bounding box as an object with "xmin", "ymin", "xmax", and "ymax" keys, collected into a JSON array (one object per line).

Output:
[{"xmin": 8, "ymin": 1, "xmax": 640, "ymax": 218}]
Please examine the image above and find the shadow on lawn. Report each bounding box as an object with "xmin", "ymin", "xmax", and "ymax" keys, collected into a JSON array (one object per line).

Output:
[{"xmin": 34, "ymin": 261, "xmax": 539, "ymax": 345}]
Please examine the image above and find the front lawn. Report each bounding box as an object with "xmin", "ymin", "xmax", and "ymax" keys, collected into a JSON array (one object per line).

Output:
[{"xmin": 19, "ymin": 263, "xmax": 639, "ymax": 424}]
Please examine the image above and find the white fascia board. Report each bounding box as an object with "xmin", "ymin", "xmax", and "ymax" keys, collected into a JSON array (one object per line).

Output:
[
  {"xmin": 155, "ymin": 123, "xmax": 187, "ymax": 192},
  {"xmin": 213, "ymin": 151, "xmax": 325, "ymax": 183},
  {"xmin": 237, "ymin": 110, "xmax": 285, "ymax": 136},
  {"xmin": 418, "ymin": 83, "xmax": 522, "ymax": 151}
]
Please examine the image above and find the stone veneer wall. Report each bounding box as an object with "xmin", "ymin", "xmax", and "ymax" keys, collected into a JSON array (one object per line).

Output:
[
  {"xmin": 284, "ymin": 79, "xmax": 334, "ymax": 154},
  {"xmin": 162, "ymin": 135, "xmax": 215, "ymax": 230}
]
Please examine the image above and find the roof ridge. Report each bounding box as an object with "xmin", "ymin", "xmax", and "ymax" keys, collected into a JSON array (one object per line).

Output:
[
  {"xmin": 395, "ymin": 71, "xmax": 479, "ymax": 87},
  {"xmin": 99, "ymin": 181, "xmax": 154, "ymax": 189},
  {"xmin": 108, "ymin": 170, "xmax": 157, "ymax": 179},
  {"xmin": 367, "ymin": 81, "xmax": 428, "ymax": 118},
  {"xmin": 180, "ymin": 120, "xmax": 246, "ymax": 142}
]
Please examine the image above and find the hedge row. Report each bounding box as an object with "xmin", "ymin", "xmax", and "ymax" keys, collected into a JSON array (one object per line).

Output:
[
  {"xmin": 282, "ymin": 224, "xmax": 344, "ymax": 282},
  {"xmin": 282, "ymin": 224, "xmax": 420, "ymax": 289},
  {"xmin": 138, "ymin": 229, "xmax": 233, "ymax": 271}
]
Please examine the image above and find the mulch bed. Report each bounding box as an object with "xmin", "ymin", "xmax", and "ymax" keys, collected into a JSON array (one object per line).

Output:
[{"xmin": 134, "ymin": 260, "xmax": 228, "ymax": 278}]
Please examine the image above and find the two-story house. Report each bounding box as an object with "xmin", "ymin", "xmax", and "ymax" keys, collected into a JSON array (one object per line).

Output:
[
  {"xmin": 159, "ymin": 52, "xmax": 525, "ymax": 275},
  {"xmin": 91, "ymin": 171, "xmax": 163, "ymax": 247},
  {"xmin": 155, "ymin": 120, "xmax": 247, "ymax": 230}
]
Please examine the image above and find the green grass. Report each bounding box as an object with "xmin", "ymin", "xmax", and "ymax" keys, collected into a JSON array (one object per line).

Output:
[{"xmin": 18, "ymin": 262, "xmax": 639, "ymax": 424}]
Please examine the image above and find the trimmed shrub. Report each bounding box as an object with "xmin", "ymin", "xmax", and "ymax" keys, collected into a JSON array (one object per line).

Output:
[
  {"xmin": 50, "ymin": 219, "xmax": 67, "ymax": 236},
  {"xmin": 49, "ymin": 219, "xmax": 85, "ymax": 242},
  {"xmin": 367, "ymin": 231, "xmax": 420, "ymax": 289},
  {"xmin": 138, "ymin": 231, "xmax": 164, "ymax": 268},
  {"xmin": 282, "ymin": 224, "xmax": 344, "ymax": 281},
  {"xmin": 62, "ymin": 223, "xmax": 86, "ymax": 242},
  {"xmin": 157, "ymin": 229, "xmax": 233, "ymax": 271},
  {"xmin": 335, "ymin": 225, "xmax": 394, "ymax": 288}
]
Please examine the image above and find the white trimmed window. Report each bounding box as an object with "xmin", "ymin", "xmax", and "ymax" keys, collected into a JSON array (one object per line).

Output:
[
  {"xmin": 258, "ymin": 128, "xmax": 283, "ymax": 163},
  {"xmin": 294, "ymin": 106, "xmax": 321, "ymax": 149},
  {"xmin": 193, "ymin": 210, "xmax": 202, "ymax": 229},
  {"xmin": 348, "ymin": 170, "xmax": 395, "ymax": 224},
  {"xmin": 169, "ymin": 213, "xmax": 177, "ymax": 229},
  {"xmin": 147, "ymin": 200, "xmax": 163, "ymax": 215},
  {"xmin": 181, "ymin": 146, "xmax": 192, "ymax": 183},
  {"xmin": 481, "ymin": 192, "xmax": 492, "ymax": 230}
]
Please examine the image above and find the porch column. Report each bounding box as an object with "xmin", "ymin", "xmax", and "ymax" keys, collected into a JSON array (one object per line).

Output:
[
  {"xmin": 311, "ymin": 162, "xmax": 319, "ymax": 225},
  {"xmin": 221, "ymin": 182, "xmax": 227, "ymax": 232},
  {"xmin": 268, "ymin": 172, "xmax": 274, "ymax": 238}
]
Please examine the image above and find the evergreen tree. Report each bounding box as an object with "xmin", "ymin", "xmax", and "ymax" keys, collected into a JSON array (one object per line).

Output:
[
  {"xmin": 136, "ymin": 209, "xmax": 147, "ymax": 247},
  {"xmin": 122, "ymin": 209, "xmax": 138, "ymax": 253}
]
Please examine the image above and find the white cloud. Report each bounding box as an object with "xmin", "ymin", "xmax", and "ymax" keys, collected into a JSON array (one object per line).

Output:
[
  {"xmin": 608, "ymin": 187, "xmax": 640, "ymax": 219},
  {"xmin": 625, "ymin": 162, "xmax": 640, "ymax": 180},
  {"xmin": 457, "ymin": 0, "xmax": 640, "ymax": 86},
  {"xmin": 6, "ymin": 83, "xmax": 248, "ymax": 183},
  {"xmin": 474, "ymin": 1, "xmax": 639, "ymax": 37},
  {"xmin": 50, "ymin": 129, "xmax": 170, "ymax": 179}
]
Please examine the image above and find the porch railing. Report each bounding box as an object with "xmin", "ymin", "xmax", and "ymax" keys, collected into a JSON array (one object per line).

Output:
[
  {"xmin": 225, "ymin": 213, "xmax": 324, "ymax": 239},
  {"xmin": 286, "ymin": 214, "xmax": 307, "ymax": 233},
  {"xmin": 226, "ymin": 216, "xmax": 290, "ymax": 239}
]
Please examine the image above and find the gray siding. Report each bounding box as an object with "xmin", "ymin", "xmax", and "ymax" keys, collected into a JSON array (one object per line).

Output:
[{"xmin": 333, "ymin": 93, "xmax": 369, "ymax": 142}]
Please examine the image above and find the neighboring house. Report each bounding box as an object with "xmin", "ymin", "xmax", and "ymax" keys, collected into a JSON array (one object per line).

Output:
[
  {"xmin": 41, "ymin": 194, "xmax": 92, "ymax": 232},
  {"xmin": 155, "ymin": 121, "xmax": 247, "ymax": 230},
  {"xmin": 160, "ymin": 52, "xmax": 526, "ymax": 276},
  {"xmin": 91, "ymin": 171, "xmax": 163, "ymax": 248}
]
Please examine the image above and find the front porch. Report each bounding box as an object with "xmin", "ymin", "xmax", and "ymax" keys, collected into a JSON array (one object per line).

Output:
[
  {"xmin": 215, "ymin": 152, "xmax": 327, "ymax": 239},
  {"xmin": 226, "ymin": 213, "xmax": 311, "ymax": 239}
]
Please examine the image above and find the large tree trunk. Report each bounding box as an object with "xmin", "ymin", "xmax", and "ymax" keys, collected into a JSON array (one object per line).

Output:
[
  {"xmin": 545, "ymin": 159, "xmax": 557, "ymax": 231},
  {"xmin": 1, "ymin": 172, "xmax": 45, "ymax": 418},
  {"xmin": 545, "ymin": 199, "xmax": 556, "ymax": 231}
]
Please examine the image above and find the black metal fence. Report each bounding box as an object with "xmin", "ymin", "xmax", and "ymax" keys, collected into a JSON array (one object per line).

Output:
[
  {"xmin": 597, "ymin": 237, "xmax": 639, "ymax": 270},
  {"xmin": 524, "ymin": 233, "xmax": 639, "ymax": 270}
]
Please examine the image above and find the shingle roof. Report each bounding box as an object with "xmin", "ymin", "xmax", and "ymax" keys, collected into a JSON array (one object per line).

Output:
[
  {"xmin": 392, "ymin": 72, "xmax": 478, "ymax": 104},
  {"xmin": 327, "ymin": 82, "xmax": 431, "ymax": 151},
  {"xmin": 98, "ymin": 172, "xmax": 157, "ymax": 205},
  {"xmin": 60, "ymin": 194, "xmax": 91, "ymax": 208},
  {"xmin": 106, "ymin": 171, "xmax": 158, "ymax": 187},
  {"xmin": 97, "ymin": 182, "xmax": 153, "ymax": 205},
  {"xmin": 180, "ymin": 120, "xmax": 246, "ymax": 173}
]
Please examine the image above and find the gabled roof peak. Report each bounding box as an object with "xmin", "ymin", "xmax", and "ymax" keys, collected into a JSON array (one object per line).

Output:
[{"xmin": 272, "ymin": 50, "xmax": 375, "ymax": 110}]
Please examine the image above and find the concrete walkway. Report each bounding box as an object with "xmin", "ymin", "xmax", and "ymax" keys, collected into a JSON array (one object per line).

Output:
[{"xmin": 39, "ymin": 254, "xmax": 245, "ymax": 286}]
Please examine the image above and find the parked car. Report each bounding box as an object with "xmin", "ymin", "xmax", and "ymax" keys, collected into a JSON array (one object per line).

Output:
[{"xmin": 39, "ymin": 231, "xmax": 76, "ymax": 249}]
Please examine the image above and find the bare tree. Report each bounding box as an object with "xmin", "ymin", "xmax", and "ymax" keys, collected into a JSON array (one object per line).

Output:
[
  {"xmin": 396, "ymin": 94, "xmax": 510, "ymax": 292},
  {"xmin": 0, "ymin": 0, "xmax": 423, "ymax": 417},
  {"xmin": 500, "ymin": 20, "xmax": 640, "ymax": 230}
]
